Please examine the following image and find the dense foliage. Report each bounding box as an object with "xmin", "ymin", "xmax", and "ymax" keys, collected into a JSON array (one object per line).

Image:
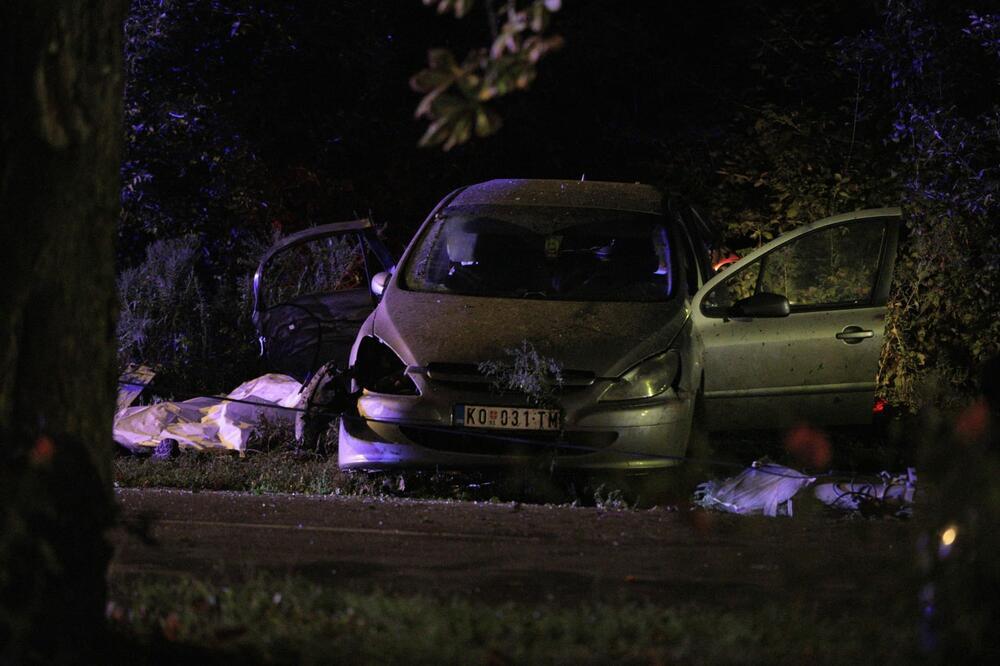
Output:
[
  {"xmin": 650, "ymin": 3, "xmax": 897, "ymax": 249},
  {"xmin": 116, "ymin": 235, "xmax": 263, "ymax": 392},
  {"xmin": 852, "ymin": 2, "xmax": 1000, "ymax": 407}
]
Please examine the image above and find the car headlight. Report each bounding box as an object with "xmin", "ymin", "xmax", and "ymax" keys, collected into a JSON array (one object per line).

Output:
[
  {"xmin": 354, "ymin": 337, "xmax": 419, "ymax": 395},
  {"xmin": 599, "ymin": 350, "xmax": 680, "ymax": 401}
]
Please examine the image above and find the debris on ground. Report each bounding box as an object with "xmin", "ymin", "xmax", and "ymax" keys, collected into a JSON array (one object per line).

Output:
[
  {"xmin": 295, "ymin": 360, "xmax": 356, "ymax": 453},
  {"xmin": 693, "ymin": 462, "xmax": 815, "ymax": 516},
  {"xmin": 694, "ymin": 460, "xmax": 918, "ymax": 518},
  {"xmin": 113, "ymin": 373, "xmax": 302, "ymax": 453},
  {"xmin": 812, "ymin": 469, "xmax": 918, "ymax": 518},
  {"xmin": 117, "ymin": 364, "xmax": 157, "ymax": 410},
  {"xmin": 152, "ymin": 437, "xmax": 179, "ymax": 460}
]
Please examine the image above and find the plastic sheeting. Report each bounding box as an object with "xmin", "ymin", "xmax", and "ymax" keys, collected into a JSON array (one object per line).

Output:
[
  {"xmin": 694, "ymin": 460, "xmax": 918, "ymax": 517},
  {"xmin": 113, "ymin": 374, "xmax": 303, "ymax": 452},
  {"xmin": 693, "ymin": 462, "xmax": 816, "ymax": 517},
  {"xmin": 812, "ymin": 469, "xmax": 918, "ymax": 517}
]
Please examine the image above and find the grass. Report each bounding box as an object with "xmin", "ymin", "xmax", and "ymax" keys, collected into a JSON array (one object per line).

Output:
[
  {"xmin": 113, "ymin": 449, "xmax": 672, "ymax": 506},
  {"xmin": 106, "ymin": 572, "xmax": 918, "ymax": 665},
  {"xmin": 114, "ymin": 418, "xmax": 912, "ymax": 509},
  {"xmin": 115, "ymin": 412, "xmax": 695, "ymax": 505},
  {"xmin": 116, "ymin": 449, "xmax": 357, "ymax": 495}
]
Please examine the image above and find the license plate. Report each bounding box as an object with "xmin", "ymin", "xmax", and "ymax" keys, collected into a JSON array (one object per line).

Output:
[{"xmin": 456, "ymin": 404, "xmax": 561, "ymax": 430}]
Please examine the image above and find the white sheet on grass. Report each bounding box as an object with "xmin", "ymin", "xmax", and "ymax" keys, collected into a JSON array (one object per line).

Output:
[
  {"xmin": 693, "ymin": 461, "xmax": 816, "ymax": 517},
  {"xmin": 693, "ymin": 461, "xmax": 918, "ymax": 518},
  {"xmin": 812, "ymin": 469, "xmax": 918, "ymax": 517},
  {"xmin": 113, "ymin": 374, "xmax": 302, "ymax": 452}
]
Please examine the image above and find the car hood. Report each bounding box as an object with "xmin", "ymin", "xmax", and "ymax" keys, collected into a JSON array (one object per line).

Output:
[{"xmin": 373, "ymin": 287, "xmax": 688, "ymax": 378}]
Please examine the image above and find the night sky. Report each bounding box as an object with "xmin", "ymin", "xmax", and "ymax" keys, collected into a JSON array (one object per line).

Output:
[{"xmin": 124, "ymin": 1, "xmax": 885, "ymax": 253}]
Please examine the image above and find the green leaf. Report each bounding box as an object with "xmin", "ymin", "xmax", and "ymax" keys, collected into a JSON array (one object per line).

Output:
[
  {"xmin": 417, "ymin": 115, "xmax": 453, "ymax": 148},
  {"xmin": 474, "ymin": 107, "xmax": 502, "ymax": 137},
  {"xmin": 429, "ymin": 92, "xmax": 467, "ymax": 116},
  {"xmin": 427, "ymin": 48, "xmax": 457, "ymax": 70},
  {"xmin": 444, "ymin": 114, "xmax": 473, "ymax": 151},
  {"xmin": 410, "ymin": 68, "xmax": 455, "ymax": 93},
  {"xmin": 424, "ymin": 0, "xmax": 475, "ymax": 18}
]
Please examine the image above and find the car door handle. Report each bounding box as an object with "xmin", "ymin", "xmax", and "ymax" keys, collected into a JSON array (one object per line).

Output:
[{"xmin": 836, "ymin": 326, "xmax": 874, "ymax": 344}]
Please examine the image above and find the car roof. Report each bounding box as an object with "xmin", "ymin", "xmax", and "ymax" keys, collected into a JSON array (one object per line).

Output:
[{"xmin": 448, "ymin": 179, "xmax": 664, "ymax": 215}]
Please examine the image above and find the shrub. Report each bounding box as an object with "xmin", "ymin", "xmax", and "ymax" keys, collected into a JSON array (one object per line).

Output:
[
  {"xmin": 116, "ymin": 236, "xmax": 206, "ymax": 376},
  {"xmin": 116, "ymin": 235, "xmax": 263, "ymax": 394},
  {"xmin": 852, "ymin": 2, "xmax": 1000, "ymax": 408}
]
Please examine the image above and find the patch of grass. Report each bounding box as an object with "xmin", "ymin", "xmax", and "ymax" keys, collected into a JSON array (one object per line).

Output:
[
  {"xmin": 110, "ymin": 447, "xmax": 405, "ymax": 498},
  {"xmin": 114, "ymin": 450, "xmax": 601, "ymax": 504},
  {"xmin": 114, "ymin": 420, "xmax": 913, "ymax": 508},
  {"xmin": 113, "ymin": 448, "xmax": 705, "ymax": 508},
  {"xmin": 106, "ymin": 572, "xmax": 918, "ymax": 664}
]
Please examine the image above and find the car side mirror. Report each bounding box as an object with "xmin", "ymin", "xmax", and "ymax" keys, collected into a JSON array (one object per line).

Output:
[
  {"xmin": 729, "ymin": 292, "xmax": 790, "ymax": 318},
  {"xmin": 371, "ymin": 271, "xmax": 391, "ymax": 298}
]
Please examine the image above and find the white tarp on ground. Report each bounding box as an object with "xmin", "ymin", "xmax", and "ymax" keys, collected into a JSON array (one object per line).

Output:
[
  {"xmin": 693, "ymin": 460, "xmax": 918, "ymax": 517},
  {"xmin": 693, "ymin": 462, "xmax": 816, "ymax": 517},
  {"xmin": 812, "ymin": 469, "xmax": 918, "ymax": 516},
  {"xmin": 113, "ymin": 374, "xmax": 303, "ymax": 452}
]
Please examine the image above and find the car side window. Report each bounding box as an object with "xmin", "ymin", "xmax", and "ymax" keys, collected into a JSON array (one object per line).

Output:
[
  {"xmin": 262, "ymin": 233, "xmax": 368, "ymax": 307},
  {"xmin": 758, "ymin": 221, "xmax": 885, "ymax": 308},
  {"xmin": 701, "ymin": 261, "xmax": 761, "ymax": 313},
  {"xmin": 702, "ymin": 219, "xmax": 886, "ymax": 315}
]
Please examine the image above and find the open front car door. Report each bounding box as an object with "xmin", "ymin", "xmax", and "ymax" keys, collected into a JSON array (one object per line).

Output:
[
  {"xmin": 252, "ymin": 219, "xmax": 394, "ymax": 382},
  {"xmin": 691, "ymin": 208, "xmax": 901, "ymax": 429}
]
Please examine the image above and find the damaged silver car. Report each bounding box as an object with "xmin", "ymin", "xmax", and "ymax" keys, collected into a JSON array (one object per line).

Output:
[{"xmin": 254, "ymin": 179, "xmax": 900, "ymax": 470}]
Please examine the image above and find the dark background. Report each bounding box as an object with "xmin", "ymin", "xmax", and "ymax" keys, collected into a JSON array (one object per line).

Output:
[{"xmin": 122, "ymin": 1, "xmax": 885, "ymax": 254}]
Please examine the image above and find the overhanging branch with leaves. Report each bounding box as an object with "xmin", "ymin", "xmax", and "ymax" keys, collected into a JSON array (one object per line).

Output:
[{"xmin": 412, "ymin": 0, "xmax": 563, "ymax": 149}]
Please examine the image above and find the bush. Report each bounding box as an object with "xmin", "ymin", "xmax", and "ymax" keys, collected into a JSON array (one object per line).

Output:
[
  {"xmin": 117, "ymin": 236, "xmax": 204, "ymax": 374},
  {"xmin": 116, "ymin": 235, "xmax": 262, "ymax": 394},
  {"xmin": 852, "ymin": 2, "xmax": 1000, "ymax": 408}
]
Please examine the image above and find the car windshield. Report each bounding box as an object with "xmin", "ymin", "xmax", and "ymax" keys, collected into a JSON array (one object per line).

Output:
[{"xmin": 402, "ymin": 205, "xmax": 676, "ymax": 302}]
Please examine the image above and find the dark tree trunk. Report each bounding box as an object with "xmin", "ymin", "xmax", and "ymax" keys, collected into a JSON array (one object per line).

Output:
[{"xmin": 0, "ymin": 1, "xmax": 122, "ymax": 660}]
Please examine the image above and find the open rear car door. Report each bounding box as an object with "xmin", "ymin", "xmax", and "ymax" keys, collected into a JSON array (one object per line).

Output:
[{"xmin": 252, "ymin": 219, "xmax": 394, "ymax": 382}]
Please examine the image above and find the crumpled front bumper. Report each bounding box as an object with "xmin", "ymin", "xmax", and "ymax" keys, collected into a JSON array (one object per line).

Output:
[{"xmin": 337, "ymin": 386, "xmax": 695, "ymax": 471}]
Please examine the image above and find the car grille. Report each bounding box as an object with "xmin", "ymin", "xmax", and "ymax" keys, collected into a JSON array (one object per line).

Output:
[
  {"xmin": 399, "ymin": 425, "xmax": 617, "ymax": 457},
  {"xmin": 424, "ymin": 362, "xmax": 595, "ymax": 394}
]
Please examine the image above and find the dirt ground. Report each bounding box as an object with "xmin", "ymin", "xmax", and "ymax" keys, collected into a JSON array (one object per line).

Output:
[{"xmin": 111, "ymin": 488, "xmax": 918, "ymax": 610}]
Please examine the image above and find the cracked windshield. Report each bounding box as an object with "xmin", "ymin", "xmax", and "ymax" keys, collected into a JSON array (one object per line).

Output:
[{"xmin": 403, "ymin": 205, "xmax": 675, "ymax": 301}]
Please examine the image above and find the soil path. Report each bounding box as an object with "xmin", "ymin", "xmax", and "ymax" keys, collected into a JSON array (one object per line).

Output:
[{"xmin": 112, "ymin": 488, "xmax": 916, "ymax": 607}]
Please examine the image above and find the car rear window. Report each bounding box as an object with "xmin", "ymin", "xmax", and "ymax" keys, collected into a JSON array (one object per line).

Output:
[{"xmin": 401, "ymin": 205, "xmax": 676, "ymax": 302}]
